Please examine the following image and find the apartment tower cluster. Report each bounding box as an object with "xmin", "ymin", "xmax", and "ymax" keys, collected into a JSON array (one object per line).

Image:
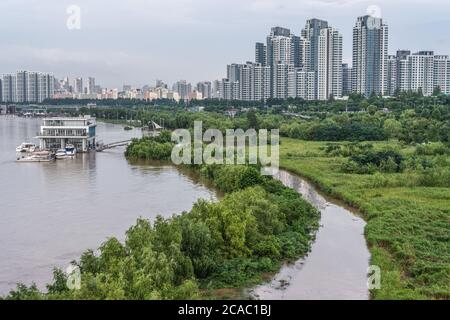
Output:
[
  {"xmin": 1, "ymin": 71, "xmax": 54, "ymax": 103},
  {"xmin": 217, "ymin": 15, "xmax": 450, "ymax": 101}
]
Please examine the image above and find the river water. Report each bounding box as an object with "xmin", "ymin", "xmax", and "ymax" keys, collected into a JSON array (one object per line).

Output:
[
  {"xmin": 0, "ymin": 117, "xmax": 216, "ymax": 295},
  {"xmin": 252, "ymin": 170, "xmax": 370, "ymax": 300},
  {"xmin": 0, "ymin": 117, "xmax": 370, "ymax": 299}
]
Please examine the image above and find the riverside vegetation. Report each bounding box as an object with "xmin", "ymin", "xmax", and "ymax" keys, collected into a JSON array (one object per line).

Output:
[
  {"xmin": 280, "ymin": 139, "xmax": 450, "ymax": 299},
  {"xmin": 5, "ymin": 93, "xmax": 449, "ymax": 300},
  {"xmin": 3, "ymin": 134, "xmax": 319, "ymax": 300},
  {"xmin": 117, "ymin": 100, "xmax": 450, "ymax": 300}
]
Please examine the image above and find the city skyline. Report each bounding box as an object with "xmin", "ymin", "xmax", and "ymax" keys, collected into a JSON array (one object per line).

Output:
[{"xmin": 1, "ymin": 0, "xmax": 449, "ymax": 88}]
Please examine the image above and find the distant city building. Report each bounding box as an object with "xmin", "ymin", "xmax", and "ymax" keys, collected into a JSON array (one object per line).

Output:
[
  {"xmin": 219, "ymin": 78, "xmax": 239, "ymax": 100},
  {"xmin": 288, "ymin": 70, "xmax": 315, "ymax": 100},
  {"xmin": 434, "ymin": 55, "xmax": 450, "ymax": 95},
  {"xmin": 409, "ymin": 51, "xmax": 435, "ymax": 96},
  {"xmin": 386, "ymin": 55, "xmax": 397, "ymax": 96},
  {"xmin": 86, "ymin": 77, "xmax": 95, "ymax": 94},
  {"xmin": 301, "ymin": 19, "xmax": 329, "ymax": 73},
  {"xmin": 253, "ymin": 63, "xmax": 271, "ymax": 101},
  {"xmin": 342, "ymin": 63, "xmax": 353, "ymax": 96},
  {"xmin": 196, "ymin": 81, "xmax": 212, "ymax": 99},
  {"xmin": 1, "ymin": 71, "xmax": 53, "ymax": 103},
  {"xmin": 317, "ymin": 27, "xmax": 343, "ymax": 100},
  {"xmin": 173, "ymin": 80, "xmax": 192, "ymax": 100},
  {"xmin": 386, "ymin": 50, "xmax": 450, "ymax": 96},
  {"xmin": 255, "ymin": 42, "xmax": 267, "ymax": 66},
  {"xmin": 1, "ymin": 74, "xmax": 16, "ymax": 102},
  {"xmin": 352, "ymin": 15, "xmax": 389, "ymax": 96},
  {"xmin": 212, "ymin": 80, "xmax": 221, "ymax": 98},
  {"xmin": 227, "ymin": 64, "xmax": 241, "ymax": 83}
]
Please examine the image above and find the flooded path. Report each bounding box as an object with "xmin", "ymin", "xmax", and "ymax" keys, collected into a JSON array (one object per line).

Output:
[{"xmin": 252, "ymin": 170, "xmax": 370, "ymax": 300}]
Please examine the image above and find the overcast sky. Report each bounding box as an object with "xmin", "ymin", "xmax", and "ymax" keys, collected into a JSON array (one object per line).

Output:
[{"xmin": 1, "ymin": 0, "xmax": 449, "ymax": 88}]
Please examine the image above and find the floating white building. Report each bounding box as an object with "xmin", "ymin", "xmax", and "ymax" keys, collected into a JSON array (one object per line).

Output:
[{"xmin": 36, "ymin": 116, "xmax": 96, "ymax": 152}]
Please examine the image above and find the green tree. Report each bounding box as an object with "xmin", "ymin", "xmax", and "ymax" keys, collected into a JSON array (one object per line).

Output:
[{"xmin": 383, "ymin": 119, "xmax": 403, "ymax": 140}]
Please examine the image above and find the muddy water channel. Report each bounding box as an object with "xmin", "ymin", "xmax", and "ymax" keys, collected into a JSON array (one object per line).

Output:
[{"xmin": 252, "ymin": 170, "xmax": 370, "ymax": 300}]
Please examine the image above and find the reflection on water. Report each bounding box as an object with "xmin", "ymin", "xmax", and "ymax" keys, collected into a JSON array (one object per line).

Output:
[
  {"xmin": 0, "ymin": 117, "xmax": 217, "ymax": 295},
  {"xmin": 252, "ymin": 170, "xmax": 370, "ymax": 300}
]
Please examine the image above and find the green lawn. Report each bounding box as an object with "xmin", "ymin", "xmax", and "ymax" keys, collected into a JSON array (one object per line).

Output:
[{"xmin": 279, "ymin": 138, "xmax": 450, "ymax": 300}]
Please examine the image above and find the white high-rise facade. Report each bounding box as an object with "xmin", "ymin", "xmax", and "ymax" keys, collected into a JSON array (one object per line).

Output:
[
  {"xmin": 408, "ymin": 51, "xmax": 435, "ymax": 97},
  {"xmin": 253, "ymin": 64, "xmax": 271, "ymax": 101},
  {"xmin": 239, "ymin": 63, "xmax": 253, "ymax": 101},
  {"xmin": 288, "ymin": 70, "xmax": 315, "ymax": 101},
  {"xmin": 266, "ymin": 27, "xmax": 294, "ymax": 99},
  {"xmin": 1, "ymin": 74, "xmax": 16, "ymax": 102},
  {"xmin": 1, "ymin": 71, "xmax": 53, "ymax": 103},
  {"xmin": 317, "ymin": 27, "xmax": 343, "ymax": 100},
  {"xmin": 273, "ymin": 63, "xmax": 294, "ymax": 99},
  {"xmin": 434, "ymin": 55, "xmax": 450, "ymax": 95},
  {"xmin": 386, "ymin": 50, "xmax": 450, "ymax": 96}
]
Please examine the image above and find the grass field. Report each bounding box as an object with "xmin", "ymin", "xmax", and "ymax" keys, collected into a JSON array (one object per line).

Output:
[{"xmin": 279, "ymin": 138, "xmax": 450, "ymax": 300}]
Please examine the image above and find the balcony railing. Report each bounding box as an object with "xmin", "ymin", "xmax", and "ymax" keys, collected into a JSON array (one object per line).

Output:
[{"xmin": 36, "ymin": 132, "xmax": 89, "ymax": 137}]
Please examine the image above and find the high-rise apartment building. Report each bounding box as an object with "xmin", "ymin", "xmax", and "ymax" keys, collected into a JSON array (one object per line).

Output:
[
  {"xmin": 173, "ymin": 80, "xmax": 192, "ymax": 100},
  {"xmin": 253, "ymin": 63, "xmax": 271, "ymax": 101},
  {"xmin": 1, "ymin": 74, "xmax": 16, "ymax": 102},
  {"xmin": 38, "ymin": 73, "xmax": 55, "ymax": 102},
  {"xmin": 273, "ymin": 63, "xmax": 294, "ymax": 99},
  {"xmin": 1, "ymin": 71, "xmax": 53, "ymax": 103},
  {"xmin": 219, "ymin": 78, "xmax": 239, "ymax": 100},
  {"xmin": 288, "ymin": 70, "xmax": 316, "ymax": 101},
  {"xmin": 196, "ymin": 81, "xmax": 212, "ymax": 99},
  {"xmin": 395, "ymin": 50, "xmax": 411, "ymax": 93},
  {"xmin": 352, "ymin": 15, "xmax": 389, "ymax": 96},
  {"xmin": 255, "ymin": 42, "xmax": 267, "ymax": 66},
  {"xmin": 239, "ymin": 63, "xmax": 253, "ymax": 101},
  {"xmin": 86, "ymin": 77, "xmax": 96, "ymax": 94},
  {"xmin": 386, "ymin": 55, "xmax": 398, "ymax": 96},
  {"xmin": 408, "ymin": 51, "xmax": 435, "ymax": 96},
  {"xmin": 301, "ymin": 19, "xmax": 329, "ymax": 74},
  {"xmin": 434, "ymin": 55, "xmax": 450, "ymax": 95},
  {"xmin": 15, "ymin": 71, "xmax": 28, "ymax": 103},
  {"xmin": 266, "ymin": 27, "xmax": 295, "ymax": 98},
  {"xmin": 385, "ymin": 50, "xmax": 450, "ymax": 96},
  {"xmin": 74, "ymin": 77, "xmax": 83, "ymax": 94},
  {"xmin": 317, "ymin": 27, "xmax": 343, "ymax": 100},
  {"xmin": 342, "ymin": 63, "xmax": 353, "ymax": 96},
  {"xmin": 227, "ymin": 64, "xmax": 241, "ymax": 83}
]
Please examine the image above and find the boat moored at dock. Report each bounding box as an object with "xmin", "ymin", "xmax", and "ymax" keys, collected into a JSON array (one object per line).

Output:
[
  {"xmin": 55, "ymin": 149, "xmax": 68, "ymax": 159},
  {"xmin": 64, "ymin": 144, "xmax": 77, "ymax": 157},
  {"xmin": 16, "ymin": 150, "xmax": 55, "ymax": 162},
  {"xmin": 15, "ymin": 142, "xmax": 37, "ymax": 153}
]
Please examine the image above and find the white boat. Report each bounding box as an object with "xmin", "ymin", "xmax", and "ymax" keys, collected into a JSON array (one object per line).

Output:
[
  {"xmin": 55, "ymin": 149, "xmax": 68, "ymax": 159},
  {"xmin": 16, "ymin": 142, "xmax": 37, "ymax": 153},
  {"xmin": 17, "ymin": 150, "xmax": 55, "ymax": 162},
  {"xmin": 65, "ymin": 144, "xmax": 77, "ymax": 157}
]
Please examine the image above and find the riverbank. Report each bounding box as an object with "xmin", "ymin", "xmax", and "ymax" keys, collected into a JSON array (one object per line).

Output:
[
  {"xmin": 98, "ymin": 118, "xmax": 142, "ymax": 128},
  {"xmin": 279, "ymin": 138, "xmax": 450, "ymax": 300},
  {"xmin": 3, "ymin": 136, "xmax": 320, "ymax": 299},
  {"xmin": 250, "ymin": 169, "xmax": 370, "ymax": 300},
  {"xmin": 0, "ymin": 119, "xmax": 216, "ymax": 297}
]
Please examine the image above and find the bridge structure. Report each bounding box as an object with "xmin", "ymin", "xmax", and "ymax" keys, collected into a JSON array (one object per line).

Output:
[{"xmin": 96, "ymin": 140, "xmax": 132, "ymax": 152}]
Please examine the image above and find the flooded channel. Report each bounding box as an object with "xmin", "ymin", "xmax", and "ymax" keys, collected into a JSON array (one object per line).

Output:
[{"xmin": 252, "ymin": 170, "xmax": 370, "ymax": 300}]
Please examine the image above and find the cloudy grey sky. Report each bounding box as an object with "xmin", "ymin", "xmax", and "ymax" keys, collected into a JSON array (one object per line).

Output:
[{"xmin": 1, "ymin": 0, "xmax": 449, "ymax": 88}]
